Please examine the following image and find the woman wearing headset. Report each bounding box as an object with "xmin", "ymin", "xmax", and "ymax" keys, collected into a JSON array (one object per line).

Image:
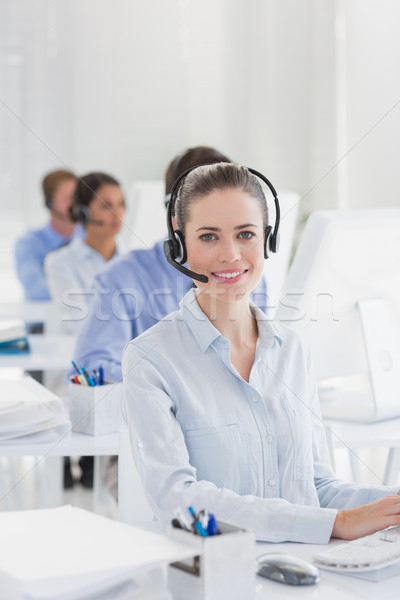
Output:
[
  {"xmin": 45, "ymin": 171, "xmax": 125, "ymax": 489},
  {"xmin": 122, "ymin": 162, "xmax": 400, "ymax": 543},
  {"xmin": 45, "ymin": 171, "xmax": 126, "ymax": 334}
]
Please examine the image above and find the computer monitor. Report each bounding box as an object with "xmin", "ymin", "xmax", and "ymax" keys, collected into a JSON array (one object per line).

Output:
[{"xmin": 275, "ymin": 209, "xmax": 400, "ymax": 423}]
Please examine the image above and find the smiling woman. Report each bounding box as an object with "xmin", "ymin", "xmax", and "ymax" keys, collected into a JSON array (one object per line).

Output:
[
  {"xmin": 44, "ymin": 172, "xmax": 126, "ymax": 334},
  {"xmin": 122, "ymin": 163, "xmax": 400, "ymax": 545}
]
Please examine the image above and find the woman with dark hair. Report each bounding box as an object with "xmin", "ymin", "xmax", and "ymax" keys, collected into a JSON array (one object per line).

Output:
[
  {"xmin": 123, "ymin": 162, "xmax": 400, "ymax": 544},
  {"xmin": 44, "ymin": 172, "xmax": 125, "ymax": 333}
]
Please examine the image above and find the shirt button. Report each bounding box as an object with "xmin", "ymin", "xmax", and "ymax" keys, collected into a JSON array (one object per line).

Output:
[
  {"xmin": 266, "ymin": 435, "xmax": 273, "ymax": 443},
  {"xmin": 268, "ymin": 479, "xmax": 275, "ymax": 487},
  {"xmin": 252, "ymin": 395, "xmax": 259, "ymax": 403},
  {"xmin": 137, "ymin": 441, "xmax": 143, "ymax": 449}
]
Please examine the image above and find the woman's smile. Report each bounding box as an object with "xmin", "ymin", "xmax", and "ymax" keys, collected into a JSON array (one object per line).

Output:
[{"xmin": 211, "ymin": 268, "xmax": 248, "ymax": 283}]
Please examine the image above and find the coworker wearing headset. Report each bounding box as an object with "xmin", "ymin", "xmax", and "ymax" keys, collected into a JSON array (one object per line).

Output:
[
  {"xmin": 71, "ymin": 147, "xmax": 268, "ymax": 385},
  {"xmin": 15, "ymin": 169, "xmax": 81, "ymax": 301},
  {"xmin": 122, "ymin": 162, "xmax": 400, "ymax": 543},
  {"xmin": 44, "ymin": 172, "xmax": 126, "ymax": 335}
]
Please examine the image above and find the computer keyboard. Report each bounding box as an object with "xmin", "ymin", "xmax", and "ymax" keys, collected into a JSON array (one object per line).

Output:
[{"xmin": 313, "ymin": 526, "xmax": 400, "ymax": 580}]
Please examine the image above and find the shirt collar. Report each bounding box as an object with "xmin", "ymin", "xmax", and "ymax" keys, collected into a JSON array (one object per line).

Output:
[
  {"xmin": 180, "ymin": 289, "xmax": 221, "ymax": 353},
  {"xmin": 71, "ymin": 237, "xmax": 120, "ymax": 260},
  {"xmin": 180, "ymin": 288, "xmax": 282, "ymax": 354}
]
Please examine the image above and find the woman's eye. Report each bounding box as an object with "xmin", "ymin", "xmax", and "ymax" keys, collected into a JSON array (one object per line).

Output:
[
  {"xmin": 239, "ymin": 231, "xmax": 254, "ymax": 239},
  {"xmin": 201, "ymin": 233, "xmax": 215, "ymax": 241}
]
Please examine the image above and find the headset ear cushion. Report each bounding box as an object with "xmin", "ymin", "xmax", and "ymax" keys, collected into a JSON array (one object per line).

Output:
[
  {"xmin": 72, "ymin": 204, "xmax": 91, "ymax": 223},
  {"xmin": 174, "ymin": 230, "xmax": 187, "ymax": 264},
  {"xmin": 270, "ymin": 232, "xmax": 280, "ymax": 254},
  {"xmin": 45, "ymin": 197, "xmax": 52, "ymax": 209},
  {"xmin": 264, "ymin": 225, "xmax": 272, "ymax": 259}
]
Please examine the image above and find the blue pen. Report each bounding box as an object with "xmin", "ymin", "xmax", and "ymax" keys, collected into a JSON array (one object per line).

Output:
[
  {"xmin": 82, "ymin": 367, "xmax": 96, "ymax": 386},
  {"xmin": 194, "ymin": 521, "xmax": 209, "ymax": 537},
  {"xmin": 98, "ymin": 365, "xmax": 104, "ymax": 385},
  {"xmin": 207, "ymin": 513, "xmax": 218, "ymax": 536},
  {"xmin": 71, "ymin": 361, "xmax": 88, "ymax": 385}
]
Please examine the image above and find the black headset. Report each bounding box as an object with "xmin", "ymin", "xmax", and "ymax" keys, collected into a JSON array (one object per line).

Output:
[
  {"xmin": 70, "ymin": 200, "xmax": 92, "ymax": 224},
  {"xmin": 45, "ymin": 189, "xmax": 93, "ymax": 223},
  {"xmin": 165, "ymin": 147, "xmax": 231, "ymax": 208},
  {"xmin": 163, "ymin": 165, "xmax": 280, "ymax": 283},
  {"xmin": 44, "ymin": 183, "xmax": 89, "ymax": 222}
]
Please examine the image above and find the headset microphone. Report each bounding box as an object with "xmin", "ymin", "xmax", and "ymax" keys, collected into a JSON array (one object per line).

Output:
[
  {"xmin": 163, "ymin": 165, "xmax": 281, "ymax": 284},
  {"xmin": 163, "ymin": 168, "xmax": 209, "ymax": 283},
  {"xmin": 163, "ymin": 238, "xmax": 208, "ymax": 283}
]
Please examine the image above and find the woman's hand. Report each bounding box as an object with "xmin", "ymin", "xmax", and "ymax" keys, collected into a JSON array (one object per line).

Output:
[{"xmin": 332, "ymin": 495, "xmax": 400, "ymax": 540}]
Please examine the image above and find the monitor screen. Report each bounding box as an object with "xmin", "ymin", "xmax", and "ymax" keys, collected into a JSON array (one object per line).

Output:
[{"xmin": 275, "ymin": 209, "xmax": 400, "ymax": 422}]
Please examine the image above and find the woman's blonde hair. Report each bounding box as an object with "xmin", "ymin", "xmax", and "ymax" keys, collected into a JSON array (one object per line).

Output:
[{"xmin": 174, "ymin": 162, "xmax": 268, "ymax": 234}]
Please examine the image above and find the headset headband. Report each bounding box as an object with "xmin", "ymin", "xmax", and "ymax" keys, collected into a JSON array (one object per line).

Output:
[{"xmin": 164, "ymin": 164, "xmax": 280, "ymax": 283}]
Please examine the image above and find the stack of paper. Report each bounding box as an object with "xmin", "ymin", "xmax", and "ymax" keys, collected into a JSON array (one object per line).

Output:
[
  {"xmin": 0, "ymin": 505, "xmax": 196, "ymax": 600},
  {"xmin": 0, "ymin": 319, "xmax": 29, "ymax": 354},
  {"xmin": 0, "ymin": 377, "xmax": 70, "ymax": 443}
]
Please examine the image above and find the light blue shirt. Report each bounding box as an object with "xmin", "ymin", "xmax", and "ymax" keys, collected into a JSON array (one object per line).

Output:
[
  {"xmin": 122, "ymin": 289, "xmax": 396, "ymax": 544},
  {"xmin": 72, "ymin": 240, "xmax": 268, "ymax": 381},
  {"xmin": 15, "ymin": 223, "xmax": 84, "ymax": 300},
  {"xmin": 44, "ymin": 238, "xmax": 119, "ymax": 334}
]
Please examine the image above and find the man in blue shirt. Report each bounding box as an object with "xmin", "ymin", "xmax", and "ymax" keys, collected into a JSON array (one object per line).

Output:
[
  {"xmin": 72, "ymin": 147, "xmax": 268, "ymax": 382},
  {"xmin": 15, "ymin": 169, "xmax": 81, "ymax": 300}
]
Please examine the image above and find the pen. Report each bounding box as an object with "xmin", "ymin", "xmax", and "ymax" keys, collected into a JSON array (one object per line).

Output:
[
  {"xmin": 207, "ymin": 513, "xmax": 219, "ymax": 536},
  {"xmin": 82, "ymin": 367, "xmax": 96, "ymax": 386},
  {"xmin": 98, "ymin": 365, "xmax": 104, "ymax": 386},
  {"xmin": 173, "ymin": 507, "xmax": 192, "ymax": 531},
  {"xmin": 188, "ymin": 506, "xmax": 196, "ymax": 520},
  {"xmin": 194, "ymin": 521, "xmax": 209, "ymax": 537},
  {"xmin": 171, "ymin": 518, "xmax": 184, "ymax": 530},
  {"xmin": 71, "ymin": 361, "xmax": 88, "ymax": 385}
]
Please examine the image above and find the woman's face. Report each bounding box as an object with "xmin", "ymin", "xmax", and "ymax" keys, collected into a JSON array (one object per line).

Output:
[
  {"xmin": 184, "ymin": 187, "xmax": 265, "ymax": 303},
  {"xmin": 88, "ymin": 184, "xmax": 125, "ymax": 234}
]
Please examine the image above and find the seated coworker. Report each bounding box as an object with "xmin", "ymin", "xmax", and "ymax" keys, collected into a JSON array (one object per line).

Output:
[
  {"xmin": 122, "ymin": 163, "xmax": 400, "ymax": 544},
  {"xmin": 44, "ymin": 172, "xmax": 125, "ymax": 334},
  {"xmin": 72, "ymin": 147, "xmax": 268, "ymax": 383},
  {"xmin": 15, "ymin": 169, "xmax": 80, "ymax": 301}
]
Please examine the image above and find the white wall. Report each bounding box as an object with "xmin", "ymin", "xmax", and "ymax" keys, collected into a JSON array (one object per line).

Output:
[
  {"xmin": 341, "ymin": 0, "xmax": 400, "ymax": 209},
  {"xmin": 1, "ymin": 0, "xmax": 400, "ymax": 229}
]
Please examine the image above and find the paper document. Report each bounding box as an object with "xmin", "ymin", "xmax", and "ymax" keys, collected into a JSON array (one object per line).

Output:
[
  {"xmin": 0, "ymin": 505, "xmax": 197, "ymax": 600},
  {"xmin": 0, "ymin": 377, "xmax": 70, "ymax": 443}
]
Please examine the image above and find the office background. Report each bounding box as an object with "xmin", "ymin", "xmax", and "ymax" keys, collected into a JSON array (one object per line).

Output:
[{"xmin": 1, "ymin": 0, "xmax": 400, "ymax": 302}]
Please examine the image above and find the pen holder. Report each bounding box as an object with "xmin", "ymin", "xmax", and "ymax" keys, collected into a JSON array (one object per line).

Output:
[
  {"xmin": 68, "ymin": 381, "xmax": 123, "ymax": 435},
  {"xmin": 167, "ymin": 521, "xmax": 255, "ymax": 600}
]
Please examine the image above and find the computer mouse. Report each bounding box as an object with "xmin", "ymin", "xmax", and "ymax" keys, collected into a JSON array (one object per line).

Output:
[{"xmin": 256, "ymin": 552, "xmax": 320, "ymax": 585}]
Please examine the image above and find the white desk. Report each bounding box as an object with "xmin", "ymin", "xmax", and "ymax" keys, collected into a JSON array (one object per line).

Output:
[
  {"xmin": 0, "ymin": 431, "xmax": 118, "ymax": 512},
  {"xmin": 0, "ymin": 300, "xmax": 52, "ymax": 323},
  {"xmin": 0, "ymin": 334, "xmax": 76, "ymax": 371},
  {"xmin": 254, "ymin": 541, "xmax": 400, "ymax": 599},
  {"xmin": 135, "ymin": 522, "xmax": 400, "ymax": 599},
  {"xmin": 325, "ymin": 417, "xmax": 400, "ymax": 486}
]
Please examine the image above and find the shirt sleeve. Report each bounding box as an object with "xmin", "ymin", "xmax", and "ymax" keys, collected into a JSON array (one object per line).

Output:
[
  {"xmin": 15, "ymin": 235, "xmax": 50, "ymax": 300},
  {"xmin": 72, "ymin": 271, "xmax": 136, "ymax": 382},
  {"xmin": 122, "ymin": 342, "xmax": 338, "ymax": 544},
  {"xmin": 44, "ymin": 250, "xmax": 77, "ymax": 301}
]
